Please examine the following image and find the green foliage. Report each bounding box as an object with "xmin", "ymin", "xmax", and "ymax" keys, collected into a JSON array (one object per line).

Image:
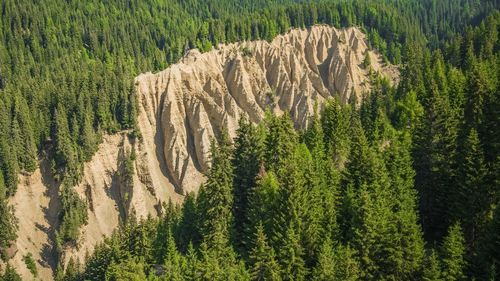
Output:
[
  {"xmin": 422, "ymin": 250, "xmax": 443, "ymax": 281},
  {"xmin": 198, "ymin": 131, "xmax": 234, "ymax": 250},
  {"xmin": 441, "ymin": 223, "xmax": 466, "ymax": 281},
  {"xmin": 0, "ymin": 264, "xmax": 22, "ymax": 281},
  {"xmin": 363, "ymin": 52, "xmax": 372, "ymax": 69},
  {"xmin": 57, "ymin": 185, "xmax": 88, "ymax": 244},
  {"xmin": 22, "ymin": 253, "xmax": 38, "ymax": 277},
  {"xmin": 249, "ymin": 223, "xmax": 282, "ymax": 281},
  {"xmin": 232, "ymin": 118, "xmax": 265, "ymax": 254},
  {"xmin": 0, "ymin": 177, "xmax": 17, "ymax": 257},
  {"xmin": 279, "ymin": 226, "xmax": 308, "ymax": 281},
  {"xmin": 14, "ymin": 2, "xmax": 494, "ymax": 281},
  {"xmin": 312, "ymin": 239, "xmax": 359, "ymax": 281},
  {"xmin": 105, "ymin": 256, "xmax": 147, "ymax": 281}
]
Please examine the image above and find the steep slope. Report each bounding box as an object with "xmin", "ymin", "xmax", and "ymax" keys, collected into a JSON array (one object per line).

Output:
[
  {"xmin": 5, "ymin": 25, "xmax": 397, "ymax": 279},
  {"xmin": 135, "ymin": 25, "xmax": 398, "ymax": 194},
  {"xmin": 7, "ymin": 134, "xmax": 182, "ymax": 280}
]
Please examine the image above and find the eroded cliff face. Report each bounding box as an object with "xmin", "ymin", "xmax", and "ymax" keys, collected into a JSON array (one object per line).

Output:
[
  {"xmin": 7, "ymin": 134, "xmax": 182, "ymax": 280},
  {"xmin": 135, "ymin": 25, "xmax": 398, "ymax": 194},
  {"xmin": 6, "ymin": 25, "xmax": 397, "ymax": 280}
]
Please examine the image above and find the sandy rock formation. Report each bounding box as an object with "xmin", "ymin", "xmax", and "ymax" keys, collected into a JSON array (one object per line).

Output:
[
  {"xmin": 7, "ymin": 134, "xmax": 182, "ymax": 280},
  {"xmin": 135, "ymin": 25, "xmax": 398, "ymax": 194},
  {"xmin": 6, "ymin": 25, "xmax": 398, "ymax": 280}
]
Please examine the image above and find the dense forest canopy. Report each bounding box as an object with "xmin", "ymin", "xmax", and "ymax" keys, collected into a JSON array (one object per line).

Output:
[{"xmin": 0, "ymin": 0, "xmax": 499, "ymax": 280}]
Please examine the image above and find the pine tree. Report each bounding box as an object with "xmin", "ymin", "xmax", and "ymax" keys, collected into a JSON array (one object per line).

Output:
[
  {"xmin": 245, "ymin": 170, "xmax": 280, "ymax": 255},
  {"xmin": 264, "ymin": 113, "xmax": 297, "ymax": 174},
  {"xmin": 12, "ymin": 95, "xmax": 37, "ymax": 172},
  {"xmin": 183, "ymin": 243, "xmax": 199, "ymax": 280},
  {"xmin": 339, "ymin": 112, "xmax": 370, "ymax": 242},
  {"xmin": 321, "ymin": 98, "xmax": 351, "ymax": 168},
  {"xmin": 413, "ymin": 72, "xmax": 459, "ymax": 241},
  {"xmin": 249, "ymin": 223, "xmax": 281, "ymax": 281},
  {"xmin": 363, "ymin": 52, "xmax": 371, "ymax": 69},
  {"xmin": 341, "ymin": 112, "xmax": 371, "ymax": 191},
  {"xmin": 162, "ymin": 229, "xmax": 185, "ymax": 281},
  {"xmin": 341, "ymin": 112, "xmax": 403, "ymax": 280},
  {"xmin": 312, "ymin": 239, "xmax": 359, "ymax": 281},
  {"xmin": 441, "ymin": 223, "xmax": 466, "ymax": 281},
  {"xmin": 80, "ymin": 107, "xmax": 98, "ymax": 161},
  {"xmin": 177, "ymin": 193, "xmax": 201, "ymax": 252},
  {"xmin": 0, "ymin": 174, "xmax": 17, "ymax": 254},
  {"xmin": 232, "ymin": 117, "xmax": 264, "ymax": 253},
  {"xmin": 422, "ymin": 250, "xmax": 443, "ymax": 281},
  {"xmin": 279, "ymin": 225, "xmax": 308, "ymax": 281},
  {"xmin": 384, "ymin": 133, "xmax": 425, "ymax": 277},
  {"xmin": 64, "ymin": 257, "xmax": 81, "ymax": 281},
  {"xmin": 198, "ymin": 131, "xmax": 234, "ymax": 249},
  {"xmin": 52, "ymin": 104, "xmax": 81, "ymax": 186},
  {"xmin": 105, "ymin": 256, "xmax": 147, "ymax": 281},
  {"xmin": 453, "ymin": 128, "xmax": 489, "ymax": 246},
  {"xmin": 304, "ymin": 108, "xmax": 339, "ymax": 245},
  {"xmin": 483, "ymin": 206, "xmax": 500, "ymax": 281}
]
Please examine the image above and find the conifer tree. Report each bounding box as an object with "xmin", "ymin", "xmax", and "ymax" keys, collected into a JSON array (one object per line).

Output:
[
  {"xmin": 441, "ymin": 223, "xmax": 466, "ymax": 281},
  {"xmin": 245, "ymin": 170, "xmax": 280, "ymax": 255},
  {"xmin": 0, "ymin": 175, "xmax": 17, "ymax": 255},
  {"xmin": 264, "ymin": 113, "xmax": 297, "ymax": 174},
  {"xmin": 384, "ymin": 133, "xmax": 425, "ymax": 277},
  {"xmin": 232, "ymin": 117, "xmax": 264, "ymax": 252},
  {"xmin": 1, "ymin": 264, "xmax": 22, "ymax": 281},
  {"xmin": 105, "ymin": 256, "xmax": 147, "ymax": 281},
  {"xmin": 363, "ymin": 52, "xmax": 371, "ymax": 69},
  {"xmin": 453, "ymin": 128, "xmax": 489, "ymax": 245},
  {"xmin": 52, "ymin": 105, "xmax": 81, "ymax": 186},
  {"xmin": 321, "ymin": 98, "xmax": 351, "ymax": 168},
  {"xmin": 177, "ymin": 193, "xmax": 201, "ymax": 252},
  {"xmin": 342, "ymin": 112, "xmax": 404, "ymax": 280},
  {"xmin": 413, "ymin": 71, "xmax": 459, "ymax": 241},
  {"xmin": 312, "ymin": 239, "xmax": 359, "ymax": 281},
  {"xmin": 80, "ymin": 107, "xmax": 98, "ymax": 161},
  {"xmin": 422, "ymin": 250, "xmax": 443, "ymax": 281},
  {"xmin": 198, "ymin": 131, "xmax": 234, "ymax": 249},
  {"xmin": 249, "ymin": 223, "xmax": 281, "ymax": 281},
  {"xmin": 183, "ymin": 243, "xmax": 199, "ymax": 280},
  {"xmin": 279, "ymin": 225, "xmax": 308, "ymax": 281},
  {"xmin": 162, "ymin": 229, "xmax": 185, "ymax": 281},
  {"xmin": 12, "ymin": 96, "xmax": 37, "ymax": 172}
]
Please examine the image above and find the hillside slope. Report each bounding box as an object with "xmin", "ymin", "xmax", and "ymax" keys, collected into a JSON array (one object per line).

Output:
[
  {"xmin": 135, "ymin": 25, "xmax": 398, "ymax": 194},
  {"xmin": 6, "ymin": 25, "xmax": 397, "ymax": 279}
]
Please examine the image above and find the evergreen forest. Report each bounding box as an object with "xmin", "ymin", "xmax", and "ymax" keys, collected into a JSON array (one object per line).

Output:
[{"xmin": 0, "ymin": 0, "xmax": 499, "ymax": 280}]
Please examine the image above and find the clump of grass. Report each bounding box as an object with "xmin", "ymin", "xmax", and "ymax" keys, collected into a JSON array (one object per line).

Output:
[{"xmin": 241, "ymin": 46, "xmax": 252, "ymax": 57}]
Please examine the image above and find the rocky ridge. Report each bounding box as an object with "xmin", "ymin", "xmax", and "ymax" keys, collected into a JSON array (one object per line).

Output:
[
  {"xmin": 5, "ymin": 25, "xmax": 398, "ymax": 280},
  {"xmin": 135, "ymin": 25, "xmax": 398, "ymax": 194}
]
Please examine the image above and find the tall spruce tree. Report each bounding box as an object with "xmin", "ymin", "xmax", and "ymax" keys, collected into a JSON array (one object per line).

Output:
[
  {"xmin": 384, "ymin": 133, "xmax": 425, "ymax": 278},
  {"xmin": 249, "ymin": 223, "xmax": 281, "ymax": 281},
  {"xmin": 264, "ymin": 113, "xmax": 297, "ymax": 174},
  {"xmin": 244, "ymin": 170, "xmax": 280, "ymax": 256},
  {"xmin": 422, "ymin": 250, "xmax": 443, "ymax": 281},
  {"xmin": 453, "ymin": 128, "xmax": 489, "ymax": 246},
  {"xmin": 198, "ymin": 132, "xmax": 234, "ymax": 250},
  {"xmin": 232, "ymin": 117, "xmax": 264, "ymax": 253},
  {"xmin": 279, "ymin": 224, "xmax": 308, "ymax": 281},
  {"xmin": 441, "ymin": 223, "xmax": 466, "ymax": 281},
  {"xmin": 321, "ymin": 98, "xmax": 351, "ymax": 168},
  {"xmin": 312, "ymin": 239, "xmax": 359, "ymax": 281}
]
